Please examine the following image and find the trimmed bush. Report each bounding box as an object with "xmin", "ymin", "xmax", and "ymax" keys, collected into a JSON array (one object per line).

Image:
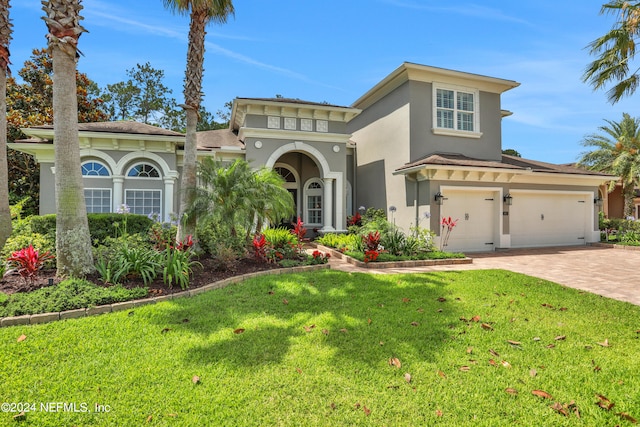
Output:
[{"xmin": 29, "ymin": 213, "xmax": 155, "ymax": 246}]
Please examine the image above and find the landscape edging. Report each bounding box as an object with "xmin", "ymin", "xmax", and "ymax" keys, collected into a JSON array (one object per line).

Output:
[
  {"xmin": 312, "ymin": 243, "xmax": 473, "ymax": 269},
  {"xmin": 0, "ymin": 264, "xmax": 330, "ymax": 329}
]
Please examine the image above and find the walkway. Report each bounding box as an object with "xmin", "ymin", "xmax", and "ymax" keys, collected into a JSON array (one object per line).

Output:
[{"xmin": 326, "ymin": 245, "xmax": 640, "ymax": 306}]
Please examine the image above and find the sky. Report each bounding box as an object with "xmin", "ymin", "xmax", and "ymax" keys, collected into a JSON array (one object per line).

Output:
[{"xmin": 9, "ymin": 0, "xmax": 639, "ymax": 164}]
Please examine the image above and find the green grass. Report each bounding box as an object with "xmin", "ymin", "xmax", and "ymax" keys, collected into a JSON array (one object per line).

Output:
[{"xmin": 0, "ymin": 270, "xmax": 638, "ymax": 426}]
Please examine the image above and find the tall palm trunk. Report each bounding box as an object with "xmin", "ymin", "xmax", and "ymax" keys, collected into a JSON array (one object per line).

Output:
[
  {"xmin": 43, "ymin": 0, "xmax": 94, "ymax": 276},
  {"xmin": 0, "ymin": 0, "xmax": 11, "ymax": 249},
  {"xmin": 177, "ymin": 9, "xmax": 207, "ymax": 242}
]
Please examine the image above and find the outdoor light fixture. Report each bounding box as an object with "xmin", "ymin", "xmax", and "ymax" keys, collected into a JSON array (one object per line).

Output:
[
  {"xmin": 503, "ymin": 193, "xmax": 513, "ymax": 206},
  {"xmin": 434, "ymin": 192, "xmax": 444, "ymax": 205},
  {"xmin": 594, "ymin": 196, "xmax": 603, "ymax": 207}
]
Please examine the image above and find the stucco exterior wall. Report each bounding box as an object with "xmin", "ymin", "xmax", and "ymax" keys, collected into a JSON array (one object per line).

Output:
[
  {"xmin": 348, "ymin": 82, "xmax": 412, "ymax": 230},
  {"xmin": 408, "ymin": 80, "xmax": 503, "ymax": 162}
]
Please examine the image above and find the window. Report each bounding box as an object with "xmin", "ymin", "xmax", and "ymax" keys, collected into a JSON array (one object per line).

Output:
[
  {"xmin": 433, "ymin": 84, "xmax": 480, "ymax": 137},
  {"xmin": 84, "ymin": 189, "xmax": 112, "ymax": 213},
  {"xmin": 305, "ymin": 180, "xmax": 323, "ymax": 225},
  {"xmin": 127, "ymin": 163, "xmax": 160, "ymax": 178},
  {"xmin": 125, "ymin": 190, "xmax": 161, "ymax": 216},
  {"xmin": 81, "ymin": 161, "xmax": 110, "ymax": 176}
]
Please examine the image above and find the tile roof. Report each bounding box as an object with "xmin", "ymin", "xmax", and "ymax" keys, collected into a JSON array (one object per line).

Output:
[
  {"xmin": 195, "ymin": 129, "xmax": 244, "ymax": 150},
  {"xmin": 30, "ymin": 121, "xmax": 184, "ymax": 137},
  {"xmin": 396, "ymin": 153, "xmax": 613, "ymax": 177}
]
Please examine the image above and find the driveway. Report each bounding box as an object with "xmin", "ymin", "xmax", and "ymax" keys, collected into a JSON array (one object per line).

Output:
[{"xmin": 328, "ymin": 245, "xmax": 640, "ymax": 306}]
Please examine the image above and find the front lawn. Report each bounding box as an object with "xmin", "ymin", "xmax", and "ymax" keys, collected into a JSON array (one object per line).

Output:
[{"xmin": 0, "ymin": 270, "xmax": 638, "ymax": 426}]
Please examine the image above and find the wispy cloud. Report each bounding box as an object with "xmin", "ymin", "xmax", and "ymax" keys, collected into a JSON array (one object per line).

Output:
[
  {"xmin": 379, "ymin": 0, "xmax": 533, "ymax": 26},
  {"xmin": 83, "ymin": 4, "xmax": 339, "ymax": 90}
]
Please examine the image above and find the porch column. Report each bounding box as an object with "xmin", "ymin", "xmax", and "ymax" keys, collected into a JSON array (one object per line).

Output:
[
  {"xmin": 112, "ymin": 175, "xmax": 124, "ymax": 212},
  {"xmin": 322, "ymin": 177, "xmax": 335, "ymax": 231},
  {"xmin": 164, "ymin": 172, "xmax": 178, "ymax": 222}
]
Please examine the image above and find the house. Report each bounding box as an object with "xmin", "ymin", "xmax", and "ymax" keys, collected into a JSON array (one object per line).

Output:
[{"xmin": 9, "ymin": 62, "xmax": 612, "ymax": 251}]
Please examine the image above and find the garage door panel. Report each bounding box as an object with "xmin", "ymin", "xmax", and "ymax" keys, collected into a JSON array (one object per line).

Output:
[
  {"xmin": 510, "ymin": 193, "xmax": 587, "ymax": 248},
  {"xmin": 441, "ymin": 190, "xmax": 496, "ymax": 252}
]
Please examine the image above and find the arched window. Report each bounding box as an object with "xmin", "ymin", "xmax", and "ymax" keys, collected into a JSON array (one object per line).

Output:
[
  {"xmin": 127, "ymin": 163, "xmax": 160, "ymax": 178},
  {"xmin": 304, "ymin": 178, "xmax": 323, "ymax": 225},
  {"xmin": 81, "ymin": 161, "xmax": 110, "ymax": 177}
]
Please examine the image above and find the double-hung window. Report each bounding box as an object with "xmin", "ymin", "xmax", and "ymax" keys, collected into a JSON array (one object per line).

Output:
[{"xmin": 433, "ymin": 84, "xmax": 481, "ymax": 138}]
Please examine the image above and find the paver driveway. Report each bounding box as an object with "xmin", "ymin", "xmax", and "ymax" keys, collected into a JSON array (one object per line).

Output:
[{"xmin": 328, "ymin": 245, "xmax": 640, "ymax": 306}]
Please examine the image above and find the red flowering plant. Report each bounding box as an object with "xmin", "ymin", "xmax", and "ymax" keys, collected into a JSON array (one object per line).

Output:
[
  {"xmin": 6, "ymin": 245, "xmax": 55, "ymax": 284},
  {"xmin": 290, "ymin": 217, "xmax": 307, "ymax": 253},
  {"xmin": 347, "ymin": 212, "xmax": 362, "ymax": 227},
  {"xmin": 310, "ymin": 250, "xmax": 331, "ymax": 265},
  {"xmin": 175, "ymin": 235, "xmax": 194, "ymax": 251},
  {"xmin": 440, "ymin": 216, "xmax": 458, "ymax": 251},
  {"xmin": 252, "ymin": 234, "xmax": 269, "ymax": 262},
  {"xmin": 362, "ymin": 231, "xmax": 381, "ymax": 263}
]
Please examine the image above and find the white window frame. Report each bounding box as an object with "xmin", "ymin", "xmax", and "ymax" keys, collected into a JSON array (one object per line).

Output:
[
  {"xmin": 126, "ymin": 163, "xmax": 162, "ymax": 180},
  {"xmin": 84, "ymin": 188, "xmax": 112, "ymax": 213},
  {"xmin": 303, "ymin": 178, "xmax": 323, "ymax": 226},
  {"xmin": 81, "ymin": 160, "xmax": 111, "ymax": 177},
  {"xmin": 124, "ymin": 189, "xmax": 162, "ymax": 218},
  {"xmin": 432, "ymin": 83, "xmax": 482, "ymax": 139}
]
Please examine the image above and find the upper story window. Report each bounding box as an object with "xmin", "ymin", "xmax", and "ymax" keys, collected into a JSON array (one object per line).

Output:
[
  {"xmin": 433, "ymin": 84, "xmax": 481, "ymax": 138},
  {"xmin": 127, "ymin": 163, "xmax": 160, "ymax": 178},
  {"xmin": 81, "ymin": 161, "xmax": 110, "ymax": 177}
]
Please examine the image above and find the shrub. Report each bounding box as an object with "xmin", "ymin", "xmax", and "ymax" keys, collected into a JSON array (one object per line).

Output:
[
  {"xmin": 197, "ymin": 217, "xmax": 245, "ymax": 257},
  {"xmin": 316, "ymin": 233, "xmax": 359, "ymax": 252},
  {"xmin": 212, "ymin": 243, "xmax": 239, "ymax": 271},
  {"xmin": 0, "ymin": 278, "xmax": 148, "ymax": 317},
  {"xmin": 6, "ymin": 245, "xmax": 55, "ymax": 284},
  {"xmin": 95, "ymin": 243, "xmax": 161, "ymax": 286},
  {"xmin": 0, "ymin": 291, "xmax": 7, "ymax": 306},
  {"xmin": 1, "ymin": 232, "xmax": 55, "ymax": 262},
  {"xmin": 29, "ymin": 213, "xmax": 154, "ymax": 246}
]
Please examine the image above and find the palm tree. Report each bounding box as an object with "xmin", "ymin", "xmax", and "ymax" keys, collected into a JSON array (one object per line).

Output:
[
  {"xmin": 162, "ymin": 0, "xmax": 235, "ymax": 242},
  {"xmin": 188, "ymin": 158, "xmax": 294, "ymax": 240},
  {"xmin": 42, "ymin": 0, "xmax": 94, "ymax": 276},
  {"xmin": 577, "ymin": 113, "xmax": 640, "ymax": 217},
  {"xmin": 583, "ymin": 1, "xmax": 640, "ymax": 103},
  {"xmin": 0, "ymin": 0, "xmax": 11, "ymax": 249}
]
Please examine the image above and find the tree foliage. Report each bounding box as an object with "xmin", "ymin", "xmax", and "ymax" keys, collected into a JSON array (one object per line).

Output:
[
  {"xmin": 502, "ymin": 148, "xmax": 522, "ymax": 157},
  {"xmin": 584, "ymin": 1, "xmax": 640, "ymax": 103},
  {"xmin": 577, "ymin": 112, "xmax": 640, "ymax": 217},
  {"xmin": 5, "ymin": 48, "xmax": 108, "ymax": 215}
]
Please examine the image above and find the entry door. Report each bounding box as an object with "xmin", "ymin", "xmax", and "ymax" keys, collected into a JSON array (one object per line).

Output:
[{"xmin": 440, "ymin": 190, "xmax": 496, "ymax": 252}]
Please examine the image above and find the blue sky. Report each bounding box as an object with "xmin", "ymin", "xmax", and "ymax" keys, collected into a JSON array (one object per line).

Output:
[{"xmin": 9, "ymin": 0, "xmax": 638, "ymax": 164}]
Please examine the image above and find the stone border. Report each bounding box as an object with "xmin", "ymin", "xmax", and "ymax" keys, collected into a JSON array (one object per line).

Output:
[
  {"xmin": 312, "ymin": 243, "xmax": 473, "ymax": 269},
  {"xmin": 0, "ymin": 264, "xmax": 330, "ymax": 328},
  {"xmin": 592, "ymin": 242, "xmax": 640, "ymax": 251}
]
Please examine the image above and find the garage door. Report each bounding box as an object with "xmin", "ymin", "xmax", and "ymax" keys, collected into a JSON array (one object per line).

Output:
[
  {"xmin": 440, "ymin": 189, "xmax": 497, "ymax": 252},
  {"xmin": 510, "ymin": 192, "xmax": 587, "ymax": 248}
]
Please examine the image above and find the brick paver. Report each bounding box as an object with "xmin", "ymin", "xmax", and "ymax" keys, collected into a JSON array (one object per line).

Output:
[{"xmin": 327, "ymin": 246, "xmax": 640, "ymax": 306}]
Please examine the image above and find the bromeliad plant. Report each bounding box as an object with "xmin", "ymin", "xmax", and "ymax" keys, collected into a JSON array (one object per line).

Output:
[
  {"xmin": 362, "ymin": 231, "xmax": 381, "ymax": 263},
  {"xmin": 291, "ymin": 217, "xmax": 307, "ymax": 253},
  {"xmin": 440, "ymin": 216, "xmax": 458, "ymax": 250},
  {"xmin": 6, "ymin": 245, "xmax": 55, "ymax": 284}
]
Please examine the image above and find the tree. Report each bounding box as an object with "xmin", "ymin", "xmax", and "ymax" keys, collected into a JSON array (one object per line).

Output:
[
  {"xmin": 162, "ymin": 0, "xmax": 235, "ymax": 242},
  {"xmin": 100, "ymin": 63, "xmax": 173, "ymax": 124},
  {"xmin": 0, "ymin": 0, "xmax": 11, "ymax": 249},
  {"xmin": 584, "ymin": 1, "xmax": 640, "ymax": 103},
  {"xmin": 577, "ymin": 113, "xmax": 640, "ymax": 217},
  {"xmin": 502, "ymin": 148, "xmax": 522, "ymax": 157},
  {"xmin": 42, "ymin": 0, "xmax": 94, "ymax": 276},
  {"xmin": 158, "ymin": 101, "xmax": 228, "ymax": 132},
  {"xmin": 188, "ymin": 158, "xmax": 293, "ymax": 240},
  {"xmin": 6, "ymin": 48, "xmax": 108, "ymax": 216}
]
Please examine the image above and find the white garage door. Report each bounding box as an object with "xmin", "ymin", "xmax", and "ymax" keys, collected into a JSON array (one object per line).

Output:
[
  {"xmin": 440, "ymin": 189, "xmax": 497, "ymax": 252},
  {"xmin": 510, "ymin": 192, "xmax": 588, "ymax": 248}
]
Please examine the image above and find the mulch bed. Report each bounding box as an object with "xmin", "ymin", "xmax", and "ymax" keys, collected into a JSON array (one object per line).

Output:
[{"xmin": 0, "ymin": 255, "xmax": 281, "ymax": 296}]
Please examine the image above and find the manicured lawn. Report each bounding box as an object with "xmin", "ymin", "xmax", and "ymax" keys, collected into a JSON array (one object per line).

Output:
[{"xmin": 0, "ymin": 270, "xmax": 638, "ymax": 426}]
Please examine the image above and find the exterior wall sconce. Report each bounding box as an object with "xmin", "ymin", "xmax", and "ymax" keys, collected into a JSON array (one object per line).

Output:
[
  {"xmin": 434, "ymin": 192, "xmax": 444, "ymax": 205},
  {"xmin": 594, "ymin": 196, "xmax": 603, "ymax": 207},
  {"xmin": 503, "ymin": 193, "xmax": 513, "ymax": 206}
]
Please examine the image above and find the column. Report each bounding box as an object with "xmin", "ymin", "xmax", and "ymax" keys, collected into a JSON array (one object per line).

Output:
[
  {"xmin": 322, "ymin": 177, "xmax": 335, "ymax": 231},
  {"xmin": 112, "ymin": 175, "xmax": 124, "ymax": 212},
  {"xmin": 164, "ymin": 176, "xmax": 176, "ymax": 222}
]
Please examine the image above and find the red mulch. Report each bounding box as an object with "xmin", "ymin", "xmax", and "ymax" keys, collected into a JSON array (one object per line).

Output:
[{"xmin": 0, "ymin": 255, "xmax": 281, "ymax": 296}]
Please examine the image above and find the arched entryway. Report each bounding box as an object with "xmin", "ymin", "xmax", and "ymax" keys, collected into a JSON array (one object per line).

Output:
[{"xmin": 265, "ymin": 141, "xmax": 344, "ymax": 231}]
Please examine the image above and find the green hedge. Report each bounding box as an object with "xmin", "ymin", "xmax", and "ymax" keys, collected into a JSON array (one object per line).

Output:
[{"xmin": 30, "ymin": 213, "xmax": 155, "ymax": 245}]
